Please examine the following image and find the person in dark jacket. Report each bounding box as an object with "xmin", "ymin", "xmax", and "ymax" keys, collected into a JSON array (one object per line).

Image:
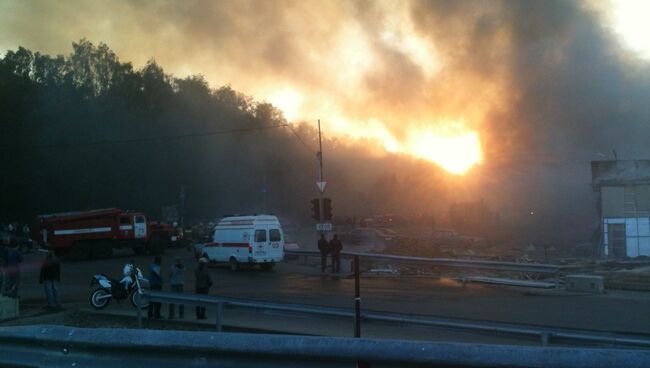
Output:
[
  {"xmin": 0, "ymin": 237, "xmax": 9, "ymax": 296},
  {"xmin": 39, "ymin": 251, "xmax": 60, "ymax": 309},
  {"xmin": 329, "ymin": 234, "xmax": 343, "ymax": 273},
  {"xmin": 194, "ymin": 257, "xmax": 212, "ymax": 319},
  {"xmin": 6, "ymin": 243, "xmax": 23, "ymax": 298},
  {"xmin": 148, "ymin": 255, "xmax": 163, "ymax": 319},
  {"xmin": 318, "ymin": 234, "xmax": 329, "ymax": 273},
  {"xmin": 168, "ymin": 257, "xmax": 185, "ymax": 319}
]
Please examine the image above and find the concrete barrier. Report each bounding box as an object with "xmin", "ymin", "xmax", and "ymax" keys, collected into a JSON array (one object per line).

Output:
[
  {"xmin": 566, "ymin": 275, "xmax": 605, "ymax": 293},
  {"xmin": 1, "ymin": 325, "xmax": 649, "ymax": 368},
  {"xmin": 0, "ymin": 296, "xmax": 19, "ymax": 320}
]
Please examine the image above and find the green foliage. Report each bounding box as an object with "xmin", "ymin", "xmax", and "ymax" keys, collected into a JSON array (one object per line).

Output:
[{"xmin": 0, "ymin": 40, "xmax": 443, "ymax": 223}]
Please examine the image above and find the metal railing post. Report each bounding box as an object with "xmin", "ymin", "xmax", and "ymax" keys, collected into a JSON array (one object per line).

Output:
[
  {"xmin": 136, "ymin": 294, "xmax": 143, "ymax": 328},
  {"xmin": 540, "ymin": 332, "xmax": 550, "ymax": 346},
  {"xmin": 216, "ymin": 302, "xmax": 223, "ymax": 332},
  {"xmin": 354, "ymin": 255, "xmax": 361, "ymax": 338}
]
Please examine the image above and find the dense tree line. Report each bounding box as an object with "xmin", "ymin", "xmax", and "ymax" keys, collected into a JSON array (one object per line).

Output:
[{"xmin": 0, "ymin": 40, "xmax": 448, "ymax": 225}]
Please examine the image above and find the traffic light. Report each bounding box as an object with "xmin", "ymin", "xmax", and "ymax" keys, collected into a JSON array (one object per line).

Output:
[
  {"xmin": 310, "ymin": 198, "xmax": 320, "ymax": 220},
  {"xmin": 323, "ymin": 198, "xmax": 332, "ymax": 220}
]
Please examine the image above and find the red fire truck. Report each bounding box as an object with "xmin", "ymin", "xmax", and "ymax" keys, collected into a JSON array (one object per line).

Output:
[{"xmin": 33, "ymin": 208, "xmax": 172, "ymax": 259}]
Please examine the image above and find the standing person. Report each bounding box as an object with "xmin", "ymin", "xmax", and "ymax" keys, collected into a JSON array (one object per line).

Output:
[
  {"xmin": 147, "ymin": 255, "xmax": 163, "ymax": 319},
  {"xmin": 194, "ymin": 257, "xmax": 212, "ymax": 319},
  {"xmin": 39, "ymin": 251, "xmax": 60, "ymax": 309},
  {"xmin": 22, "ymin": 224, "xmax": 30, "ymax": 237},
  {"xmin": 0, "ymin": 237, "xmax": 9, "ymax": 296},
  {"xmin": 168, "ymin": 257, "xmax": 185, "ymax": 319},
  {"xmin": 6, "ymin": 242, "xmax": 23, "ymax": 298},
  {"xmin": 329, "ymin": 234, "xmax": 343, "ymax": 273},
  {"xmin": 318, "ymin": 234, "xmax": 329, "ymax": 273}
]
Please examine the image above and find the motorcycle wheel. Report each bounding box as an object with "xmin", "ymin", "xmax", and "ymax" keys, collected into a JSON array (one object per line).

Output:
[
  {"xmin": 90, "ymin": 288, "xmax": 111, "ymax": 309},
  {"xmin": 131, "ymin": 289, "xmax": 149, "ymax": 309}
]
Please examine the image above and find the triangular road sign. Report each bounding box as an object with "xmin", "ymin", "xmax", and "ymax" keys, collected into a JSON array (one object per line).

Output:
[{"xmin": 316, "ymin": 181, "xmax": 327, "ymax": 193}]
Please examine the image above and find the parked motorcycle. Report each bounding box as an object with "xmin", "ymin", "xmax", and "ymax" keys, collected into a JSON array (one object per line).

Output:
[{"xmin": 90, "ymin": 263, "xmax": 149, "ymax": 310}]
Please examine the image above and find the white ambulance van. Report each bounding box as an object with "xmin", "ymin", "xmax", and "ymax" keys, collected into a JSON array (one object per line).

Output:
[{"xmin": 202, "ymin": 215, "xmax": 284, "ymax": 271}]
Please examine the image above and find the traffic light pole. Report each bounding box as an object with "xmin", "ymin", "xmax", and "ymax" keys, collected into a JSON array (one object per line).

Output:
[{"xmin": 317, "ymin": 119, "xmax": 325, "ymax": 229}]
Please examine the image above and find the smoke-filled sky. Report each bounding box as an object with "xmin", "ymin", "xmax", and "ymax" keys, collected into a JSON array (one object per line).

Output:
[{"xmin": 1, "ymin": 0, "xmax": 649, "ymax": 175}]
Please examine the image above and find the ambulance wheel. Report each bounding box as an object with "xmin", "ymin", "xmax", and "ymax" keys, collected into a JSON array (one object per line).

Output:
[
  {"xmin": 92, "ymin": 241, "xmax": 113, "ymax": 259},
  {"xmin": 229, "ymin": 257, "xmax": 239, "ymax": 272},
  {"xmin": 69, "ymin": 241, "xmax": 91, "ymax": 261},
  {"xmin": 261, "ymin": 263, "xmax": 275, "ymax": 271}
]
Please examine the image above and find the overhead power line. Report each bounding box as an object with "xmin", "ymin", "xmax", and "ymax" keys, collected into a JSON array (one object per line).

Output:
[{"xmin": 285, "ymin": 124, "xmax": 317, "ymax": 154}]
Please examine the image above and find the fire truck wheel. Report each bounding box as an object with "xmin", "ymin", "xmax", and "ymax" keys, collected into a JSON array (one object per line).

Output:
[
  {"xmin": 69, "ymin": 241, "xmax": 91, "ymax": 261},
  {"xmin": 92, "ymin": 241, "xmax": 113, "ymax": 259},
  {"xmin": 133, "ymin": 245, "xmax": 146, "ymax": 256}
]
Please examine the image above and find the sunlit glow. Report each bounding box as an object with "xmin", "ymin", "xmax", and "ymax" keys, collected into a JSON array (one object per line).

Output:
[
  {"xmin": 404, "ymin": 125, "xmax": 483, "ymax": 175},
  {"xmin": 334, "ymin": 23, "xmax": 375, "ymax": 90},
  {"xmin": 245, "ymin": 6, "xmax": 479, "ymax": 175},
  {"xmin": 380, "ymin": 31, "xmax": 440, "ymax": 78},
  {"xmin": 331, "ymin": 117, "xmax": 402, "ymax": 153},
  {"xmin": 608, "ymin": 0, "xmax": 650, "ymax": 59},
  {"xmin": 327, "ymin": 117, "xmax": 483, "ymax": 175},
  {"xmin": 267, "ymin": 89, "xmax": 303, "ymax": 121}
]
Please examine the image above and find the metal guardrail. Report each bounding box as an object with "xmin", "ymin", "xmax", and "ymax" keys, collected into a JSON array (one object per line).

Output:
[
  {"xmin": 285, "ymin": 249, "xmax": 561, "ymax": 274},
  {"xmin": 0, "ymin": 325, "xmax": 649, "ymax": 368},
  {"xmin": 145, "ymin": 290, "xmax": 650, "ymax": 349}
]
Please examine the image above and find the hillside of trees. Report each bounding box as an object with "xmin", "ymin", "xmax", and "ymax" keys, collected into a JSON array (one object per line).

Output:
[{"xmin": 0, "ymin": 40, "xmax": 450, "ymax": 224}]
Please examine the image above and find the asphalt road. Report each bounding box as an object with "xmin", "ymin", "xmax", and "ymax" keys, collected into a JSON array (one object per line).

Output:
[{"xmin": 12, "ymin": 247, "xmax": 650, "ymax": 335}]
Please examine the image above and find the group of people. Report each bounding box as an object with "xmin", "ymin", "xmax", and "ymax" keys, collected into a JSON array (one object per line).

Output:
[
  {"xmin": 318, "ymin": 234, "xmax": 343, "ymax": 273},
  {"xmin": 146, "ymin": 255, "xmax": 213, "ymax": 320},
  {"xmin": 1, "ymin": 235, "xmax": 61, "ymax": 310},
  {"xmin": 2, "ymin": 236, "xmax": 215, "ymax": 318},
  {"xmin": 0, "ymin": 236, "xmax": 24, "ymax": 298}
]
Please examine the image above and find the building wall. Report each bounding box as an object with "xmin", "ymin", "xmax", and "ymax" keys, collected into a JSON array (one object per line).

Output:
[
  {"xmin": 601, "ymin": 185, "xmax": 650, "ymax": 258},
  {"xmin": 601, "ymin": 185, "xmax": 650, "ymax": 218},
  {"xmin": 602, "ymin": 187, "xmax": 624, "ymax": 217}
]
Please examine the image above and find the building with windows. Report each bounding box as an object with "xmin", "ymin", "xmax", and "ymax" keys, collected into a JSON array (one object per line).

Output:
[{"xmin": 592, "ymin": 160, "xmax": 650, "ymax": 258}]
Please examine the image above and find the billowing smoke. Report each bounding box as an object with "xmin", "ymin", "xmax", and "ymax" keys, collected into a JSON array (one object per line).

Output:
[{"xmin": 1, "ymin": 0, "xmax": 649, "ymax": 244}]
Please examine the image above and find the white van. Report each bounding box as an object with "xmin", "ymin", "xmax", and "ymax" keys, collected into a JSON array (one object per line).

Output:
[{"xmin": 202, "ymin": 215, "xmax": 284, "ymax": 271}]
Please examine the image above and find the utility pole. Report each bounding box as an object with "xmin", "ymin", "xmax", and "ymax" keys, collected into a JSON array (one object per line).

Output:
[
  {"xmin": 312, "ymin": 120, "xmax": 329, "ymax": 234},
  {"xmin": 354, "ymin": 255, "xmax": 361, "ymax": 338},
  {"xmin": 179, "ymin": 185, "xmax": 186, "ymax": 229},
  {"xmin": 317, "ymin": 119, "xmax": 325, "ymax": 229}
]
